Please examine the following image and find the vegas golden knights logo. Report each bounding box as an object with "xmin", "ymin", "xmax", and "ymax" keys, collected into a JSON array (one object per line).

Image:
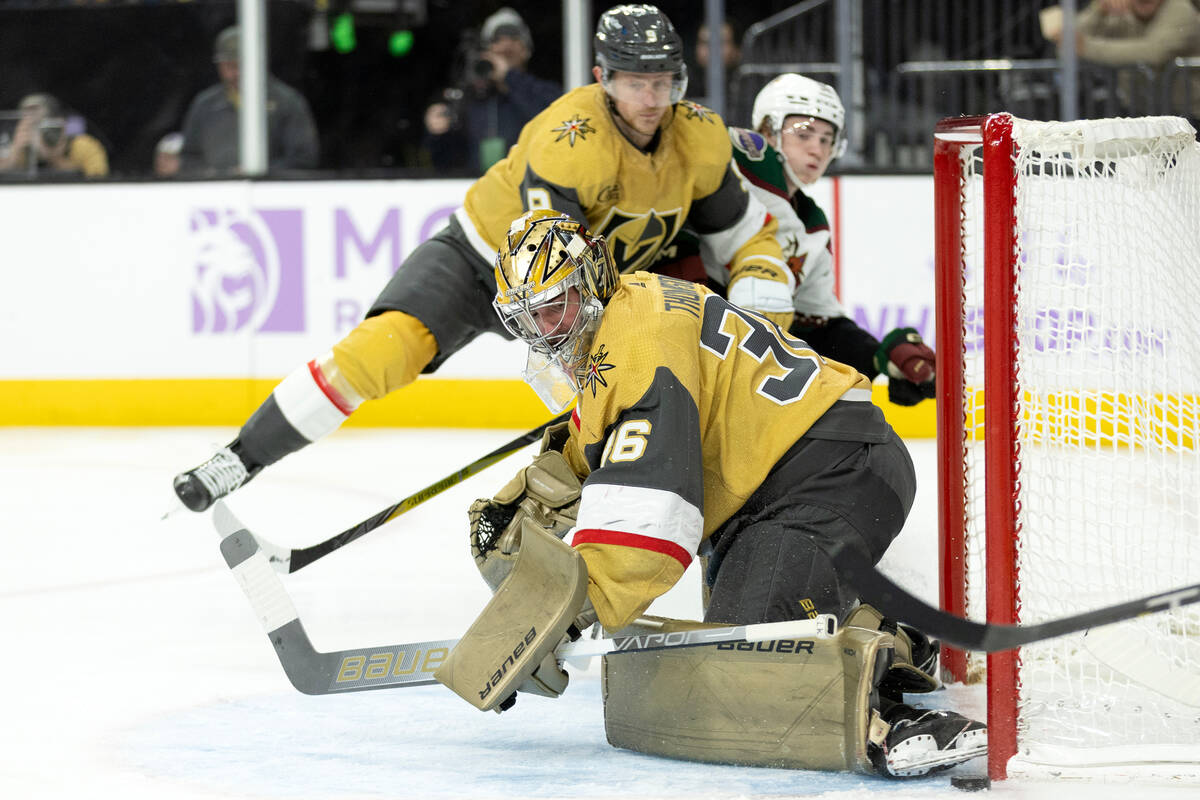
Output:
[{"xmin": 595, "ymin": 208, "xmax": 682, "ymax": 273}]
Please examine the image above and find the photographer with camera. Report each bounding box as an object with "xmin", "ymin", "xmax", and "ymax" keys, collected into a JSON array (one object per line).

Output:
[
  {"xmin": 419, "ymin": 7, "xmax": 561, "ymax": 173},
  {"xmin": 0, "ymin": 93, "xmax": 108, "ymax": 178}
]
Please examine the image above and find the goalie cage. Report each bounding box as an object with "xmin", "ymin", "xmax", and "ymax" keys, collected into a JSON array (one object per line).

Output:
[{"xmin": 934, "ymin": 113, "xmax": 1200, "ymax": 781}]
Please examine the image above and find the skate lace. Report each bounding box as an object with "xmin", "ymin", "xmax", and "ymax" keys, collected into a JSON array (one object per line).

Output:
[
  {"xmin": 193, "ymin": 447, "xmax": 250, "ymax": 498},
  {"xmin": 890, "ymin": 711, "xmax": 930, "ymax": 734}
]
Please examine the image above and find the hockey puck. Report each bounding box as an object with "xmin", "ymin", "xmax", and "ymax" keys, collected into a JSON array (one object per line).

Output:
[{"xmin": 950, "ymin": 775, "xmax": 991, "ymax": 792}]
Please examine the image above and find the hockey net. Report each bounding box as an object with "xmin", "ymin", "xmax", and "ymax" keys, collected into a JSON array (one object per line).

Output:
[{"xmin": 934, "ymin": 114, "xmax": 1200, "ymax": 780}]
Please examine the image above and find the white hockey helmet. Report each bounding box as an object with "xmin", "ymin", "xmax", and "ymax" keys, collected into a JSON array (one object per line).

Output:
[{"xmin": 752, "ymin": 74, "xmax": 847, "ymax": 160}]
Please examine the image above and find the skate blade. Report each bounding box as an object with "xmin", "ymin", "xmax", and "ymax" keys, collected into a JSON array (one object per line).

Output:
[{"xmin": 161, "ymin": 495, "xmax": 189, "ymax": 520}]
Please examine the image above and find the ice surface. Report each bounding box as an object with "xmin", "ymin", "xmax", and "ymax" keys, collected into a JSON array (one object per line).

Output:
[{"xmin": 1, "ymin": 427, "xmax": 1195, "ymax": 799}]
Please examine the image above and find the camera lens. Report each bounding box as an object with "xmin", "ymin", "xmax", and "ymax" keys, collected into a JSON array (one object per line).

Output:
[
  {"xmin": 472, "ymin": 58, "xmax": 493, "ymax": 79},
  {"xmin": 40, "ymin": 125, "xmax": 64, "ymax": 147}
]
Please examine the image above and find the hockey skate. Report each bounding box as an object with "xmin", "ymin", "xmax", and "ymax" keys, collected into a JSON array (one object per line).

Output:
[
  {"xmin": 874, "ymin": 708, "xmax": 987, "ymax": 778},
  {"xmin": 173, "ymin": 445, "xmax": 260, "ymax": 512}
]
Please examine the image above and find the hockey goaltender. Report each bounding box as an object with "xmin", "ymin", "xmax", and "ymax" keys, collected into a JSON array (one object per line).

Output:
[{"xmin": 435, "ymin": 209, "xmax": 987, "ymax": 779}]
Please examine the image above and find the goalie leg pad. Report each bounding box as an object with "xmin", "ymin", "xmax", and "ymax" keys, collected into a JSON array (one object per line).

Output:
[
  {"xmin": 435, "ymin": 521, "xmax": 588, "ymax": 711},
  {"xmin": 602, "ymin": 617, "xmax": 894, "ymax": 773}
]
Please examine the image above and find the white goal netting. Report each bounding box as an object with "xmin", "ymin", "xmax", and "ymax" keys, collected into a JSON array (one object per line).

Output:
[{"xmin": 954, "ymin": 115, "xmax": 1200, "ymax": 775}]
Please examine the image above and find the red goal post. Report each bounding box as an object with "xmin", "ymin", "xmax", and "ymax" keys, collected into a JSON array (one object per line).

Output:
[{"xmin": 933, "ymin": 113, "xmax": 1200, "ymax": 781}]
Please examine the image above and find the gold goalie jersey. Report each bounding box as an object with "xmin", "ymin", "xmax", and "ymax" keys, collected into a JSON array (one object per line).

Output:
[
  {"xmin": 560, "ymin": 273, "xmax": 872, "ymax": 631},
  {"xmin": 458, "ymin": 83, "xmax": 786, "ymax": 286}
]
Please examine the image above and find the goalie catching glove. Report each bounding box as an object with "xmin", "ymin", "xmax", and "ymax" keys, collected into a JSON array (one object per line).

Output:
[
  {"xmin": 441, "ymin": 444, "xmax": 591, "ymax": 712},
  {"xmin": 467, "ymin": 448, "xmax": 581, "ymax": 592},
  {"xmin": 873, "ymin": 327, "xmax": 936, "ymax": 406}
]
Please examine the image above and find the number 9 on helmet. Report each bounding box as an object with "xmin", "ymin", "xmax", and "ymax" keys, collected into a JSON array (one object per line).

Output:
[
  {"xmin": 593, "ymin": 4, "xmax": 688, "ymax": 105},
  {"xmin": 493, "ymin": 209, "xmax": 619, "ymax": 412}
]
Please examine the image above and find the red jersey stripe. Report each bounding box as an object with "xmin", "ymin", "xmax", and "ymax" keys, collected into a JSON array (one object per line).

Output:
[{"xmin": 571, "ymin": 528, "xmax": 693, "ymax": 569}]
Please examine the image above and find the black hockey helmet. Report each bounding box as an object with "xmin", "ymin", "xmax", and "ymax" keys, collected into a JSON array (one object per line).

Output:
[{"xmin": 594, "ymin": 4, "xmax": 687, "ymax": 78}]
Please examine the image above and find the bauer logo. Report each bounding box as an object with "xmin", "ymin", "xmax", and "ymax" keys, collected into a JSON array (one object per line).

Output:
[{"xmin": 188, "ymin": 208, "xmax": 305, "ymax": 333}]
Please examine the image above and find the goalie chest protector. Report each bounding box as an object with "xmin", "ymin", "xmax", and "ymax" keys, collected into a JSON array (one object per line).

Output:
[{"xmin": 601, "ymin": 618, "xmax": 893, "ymax": 773}]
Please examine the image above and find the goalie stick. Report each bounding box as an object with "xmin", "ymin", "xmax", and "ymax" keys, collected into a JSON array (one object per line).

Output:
[
  {"xmin": 214, "ymin": 502, "xmax": 837, "ymax": 695},
  {"xmin": 254, "ymin": 412, "xmax": 571, "ymax": 574},
  {"xmin": 216, "ymin": 503, "xmax": 1200, "ymax": 695},
  {"xmin": 828, "ymin": 541, "xmax": 1200, "ymax": 653}
]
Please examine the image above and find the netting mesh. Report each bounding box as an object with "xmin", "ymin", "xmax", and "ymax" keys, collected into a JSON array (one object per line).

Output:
[
  {"xmin": 958, "ymin": 116, "xmax": 1200, "ymax": 768},
  {"xmin": 471, "ymin": 500, "xmax": 518, "ymax": 555}
]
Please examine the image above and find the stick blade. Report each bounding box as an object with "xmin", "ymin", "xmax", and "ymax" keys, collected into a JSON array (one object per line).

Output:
[
  {"xmin": 212, "ymin": 500, "xmax": 241, "ymax": 537},
  {"xmin": 1084, "ymin": 623, "xmax": 1200, "ymax": 707},
  {"xmin": 212, "ymin": 501, "xmax": 292, "ymax": 570}
]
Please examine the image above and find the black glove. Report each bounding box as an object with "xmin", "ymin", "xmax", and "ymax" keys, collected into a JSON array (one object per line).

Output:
[{"xmin": 873, "ymin": 327, "xmax": 936, "ymax": 406}]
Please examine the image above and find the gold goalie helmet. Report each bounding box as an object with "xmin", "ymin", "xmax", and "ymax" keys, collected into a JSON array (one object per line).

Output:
[{"xmin": 494, "ymin": 209, "xmax": 618, "ymax": 412}]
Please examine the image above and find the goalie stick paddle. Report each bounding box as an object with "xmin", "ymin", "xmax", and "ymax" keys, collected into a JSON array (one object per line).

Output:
[
  {"xmin": 256, "ymin": 411, "xmax": 571, "ymax": 574},
  {"xmin": 213, "ymin": 502, "xmax": 837, "ymax": 695},
  {"xmin": 828, "ymin": 542, "xmax": 1200, "ymax": 653}
]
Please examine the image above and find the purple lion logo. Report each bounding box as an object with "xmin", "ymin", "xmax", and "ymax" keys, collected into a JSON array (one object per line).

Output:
[{"xmin": 189, "ymin": 208, "xmax": 305, "ymax": 333}]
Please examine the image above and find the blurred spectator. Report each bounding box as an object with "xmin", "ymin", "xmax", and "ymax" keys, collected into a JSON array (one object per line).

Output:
[
  {"xmin": 420, "ymin": 98, "xmax": 471, "ymax": 171},
  {"xmin": 1043, "ymin": 0, "xmax": 1200, "ymax": 117},
  {"xmin": 0, "ymin": 93, "xmax": 108, "ymax": 178},
  {"xmin": 180, "ymin": 26, "xmax": 320, "ymax": 175},
  {"xmin": 154, "ymin": 132, "xmax": 184, "ymax": 178},
  {"xmin": 689, "ymin": 19, "xmax": 742, "ymax": 107},
  {"xmin": 419, "ymin": 7, "xmax": 561, "ymax": 173}
]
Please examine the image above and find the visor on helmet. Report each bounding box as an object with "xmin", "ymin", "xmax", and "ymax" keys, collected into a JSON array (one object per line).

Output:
[{"xmin": 601, "ymin": 70, "xmax": 687, "ymax": 107}]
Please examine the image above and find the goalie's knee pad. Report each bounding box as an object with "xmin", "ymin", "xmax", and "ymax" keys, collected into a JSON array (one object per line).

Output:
[{"xmin": 601, "ymin": 617, "xmax": 898, "ymax": 773}]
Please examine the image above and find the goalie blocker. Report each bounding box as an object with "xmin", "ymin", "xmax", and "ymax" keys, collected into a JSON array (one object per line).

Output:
[{"xmin": 435, "ymin": 522, "xmax": 590, "ymax": 711}]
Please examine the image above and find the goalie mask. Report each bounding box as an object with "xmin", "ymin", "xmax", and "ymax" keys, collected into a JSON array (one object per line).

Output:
[
  {"xmin": 494, "ymin": 210, "xmax": 618, "ymax": 412},
  {"xmin": 752, "ymin": 74, "xmax": 847, "ymax": 185},
  {"xmin": 594, "ymin": 4, "xmax": 688, "ymax": 106}
]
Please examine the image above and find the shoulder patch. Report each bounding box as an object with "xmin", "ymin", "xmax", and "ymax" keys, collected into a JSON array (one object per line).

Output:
[
  {"xmin": 552, "ymin": 115, "xmax": 597, "ymax": 146},
  {"xmin": 582, "ymin": 344, "xmax": 617, "ymax": 398},
  {"xmin": 730, "ymin": 127, "xmax": 768, "ymax": 161},
  {"xmin": 678, "ymin": 101, "xmax": 717, "ymax": 124}
]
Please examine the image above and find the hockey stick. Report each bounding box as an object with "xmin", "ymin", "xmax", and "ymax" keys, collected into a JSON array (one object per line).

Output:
[
  {"xmin": 1083, "ymin": 624, "xmax": 1200, "ymax": 707},
  {"xmin": 214, "ymin": 502, "xmax": 837, "ymax": 695},
  {"xmin": 828, "ymin": 541, "xmax": 1200, "ymax": 653},
  {"xmin": 255, "ymin": 411, "xmax": 571, "ymax": 574}
]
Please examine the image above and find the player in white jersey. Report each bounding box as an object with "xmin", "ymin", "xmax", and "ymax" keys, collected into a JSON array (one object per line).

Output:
[{"xmin": 736, "ymin": 74, "xmax": 937, "ymax": 406}]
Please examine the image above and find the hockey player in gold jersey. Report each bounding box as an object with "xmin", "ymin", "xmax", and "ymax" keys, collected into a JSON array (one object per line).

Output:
[
  {"xmin": 173, "ymin": 4, "xmax": 792, "ymax": 513},
  {"xmin": 447, "ymin": 208, "xmax": 987, "ymax": 778},
  {"xmin": 489, "ymin": 208, "xmax": 904, "ymax": 630}
]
